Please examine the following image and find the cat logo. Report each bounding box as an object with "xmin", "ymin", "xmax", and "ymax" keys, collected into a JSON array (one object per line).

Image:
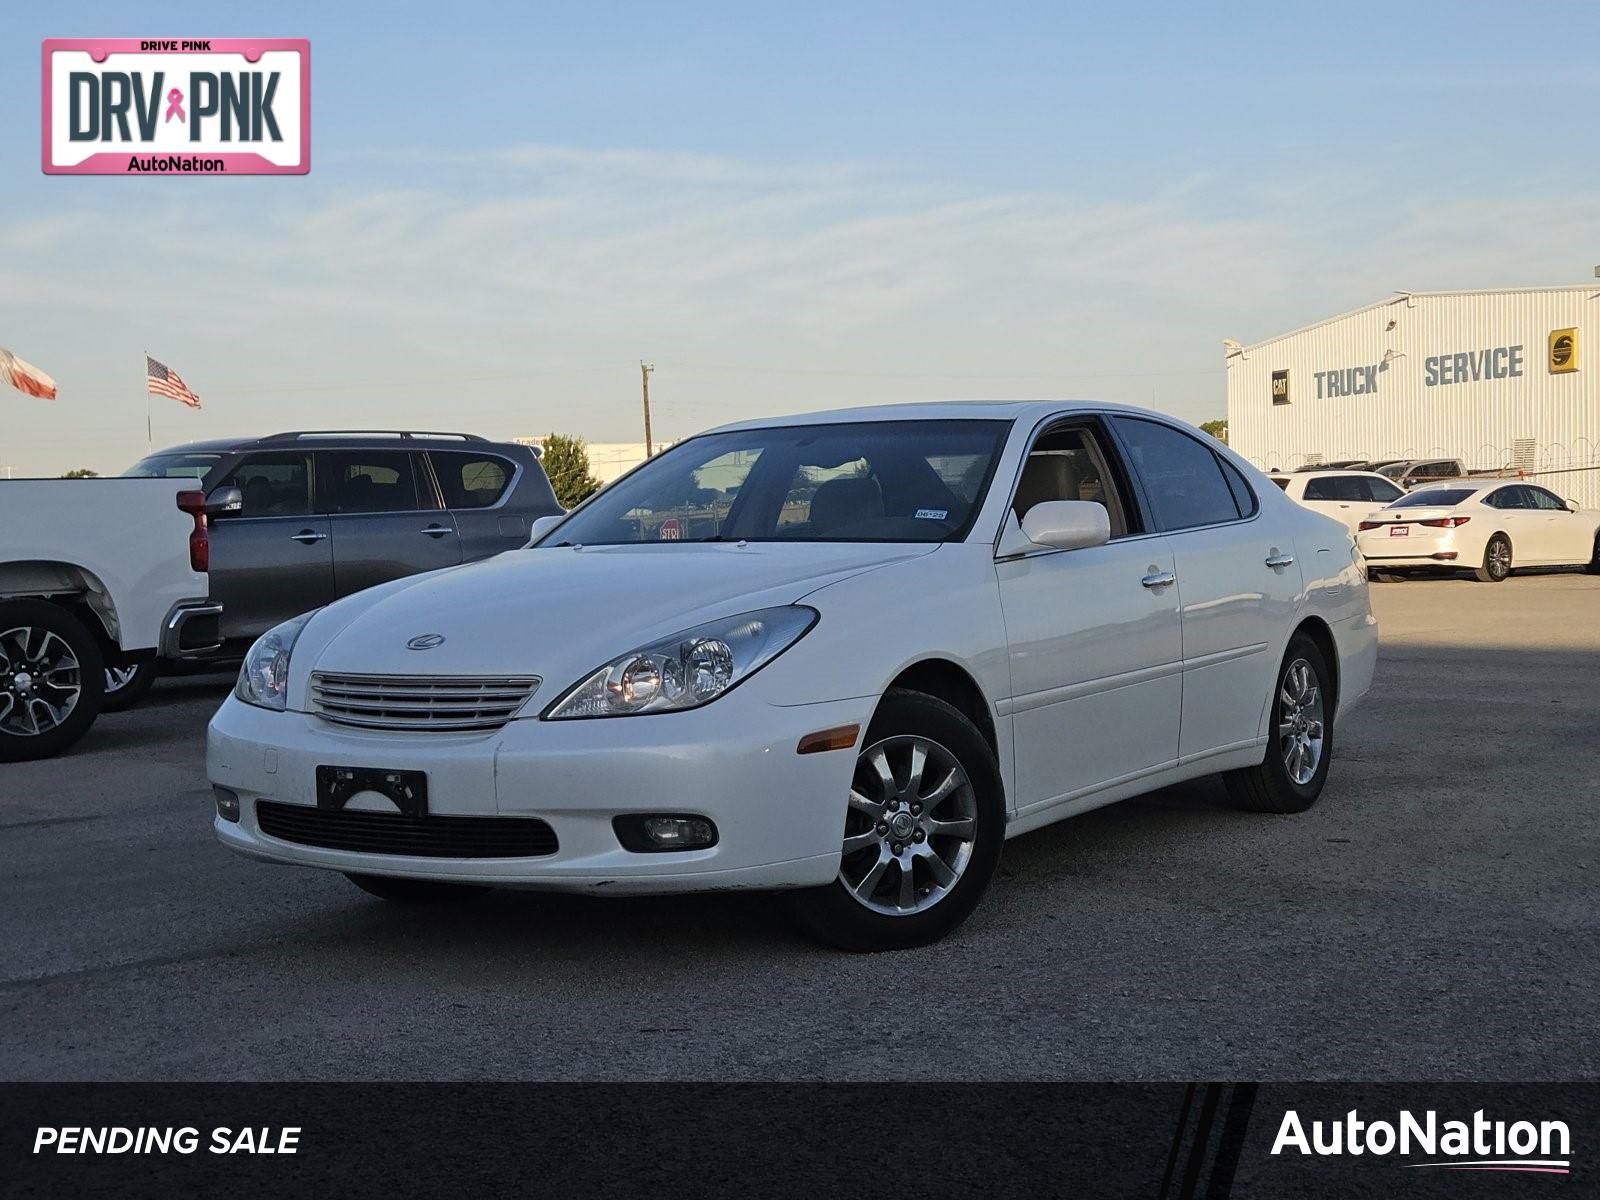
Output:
[
  {"xmin": 1271, "ymin": 369, "xmax": 1291, "ymax": 405},
  {"xmin": 1548, "ymin": 328, "xmax": 1578, "ymax": 374}
]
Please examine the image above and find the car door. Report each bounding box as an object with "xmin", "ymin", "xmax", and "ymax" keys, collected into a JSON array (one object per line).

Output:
[
  {"xmin": 1107, "ymin": 416, "xmax": 1301, "ymax": 763},
  {"xmin": 206, "ymin": 450, "xmax": 334, "ymax": 641},
  {"xmin": 994, "ymin": 418, "xmax": 1183, "ymax": 813},
  {"xmin": 1485, "ymin": 485, "xmax": 1549, "ymax": 562},
  {"xmin": 427, "ymin": 449, "xmax": 532, "ymax": 561},
  {"xmin": 320, "ymin": 449, "xmax": 464, "ymax": 598},
  {"xmin": 1524, "ymin": 485, "xmax": 1591, "ymax": 563},
  {"xmin": 1298, "ymin": 474, "xmax": 1363, "ymax": 531}
]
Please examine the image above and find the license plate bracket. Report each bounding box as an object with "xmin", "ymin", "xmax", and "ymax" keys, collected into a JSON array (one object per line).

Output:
[
  {"xmin": 316, "ymin": 766, "xmax": 429, "ymax": 816},
  {"xmin": 1389, "ymin": 525, "xmax": 1410, "ymax": 537}
]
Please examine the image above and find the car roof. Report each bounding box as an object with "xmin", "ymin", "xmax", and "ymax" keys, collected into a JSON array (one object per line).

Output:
[
  {"xmin": 141, "ymin": 431, "xmax": 517, "ymax": 455},
  {"xmin": 703, "ymin": 399, "xmax": 1183, "ymax": 435},
  {"xmin": 1274, "ymin": 470, "xmax": 1396, "ymax": 481}
]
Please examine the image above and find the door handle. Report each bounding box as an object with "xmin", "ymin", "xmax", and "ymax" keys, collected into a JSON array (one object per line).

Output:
[
  {"xmin": 421, "ymin": 524, "xmax": 451, "ymax": 539},
  {"xmin": 1141, "ymin": 569, "xmax": 1176, "ymax": 590},
  {"xmin": 289, "ymin": 530, "xmax": 327, "ymax": 544},
  {"xmin": 1265, "ymin": 552, "xmax": 1295, "ymax": 569}
]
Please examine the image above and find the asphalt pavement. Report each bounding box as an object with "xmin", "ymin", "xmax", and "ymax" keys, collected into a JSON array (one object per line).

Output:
[{"xmin": 3, "ymin": 573, "xmax": 1596, "ymax": 1080}]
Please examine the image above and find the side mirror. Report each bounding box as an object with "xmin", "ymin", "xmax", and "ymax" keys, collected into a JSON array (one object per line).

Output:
[
  {"xmin": 1003, "ymin": 500, "xmax": 1111, "ymax": 554},
  {"xmin": 528, "ymin": 513, "xmax": 566, "ymax": 544},
  {"xmin": 204, "ymin": 485, "xmax": 244, "ymax": 516},
  {"xmin": 1567, "ymin": 498, "xmax": 1581, "ymax": 512}
]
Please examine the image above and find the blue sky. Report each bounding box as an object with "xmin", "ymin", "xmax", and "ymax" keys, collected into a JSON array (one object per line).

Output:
[{"xmin": 4, "ymin": 1, "xmax": 1599, "ymax": 473}]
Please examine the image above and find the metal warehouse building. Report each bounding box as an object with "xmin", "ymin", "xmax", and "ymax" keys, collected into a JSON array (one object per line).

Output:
[{"xmin": 1226, "ymin": 286, "xmax": 1600, "ymax": 507}]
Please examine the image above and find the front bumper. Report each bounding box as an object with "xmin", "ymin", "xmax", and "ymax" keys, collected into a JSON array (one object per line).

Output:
[{"xmin": 207, "ymin": 693, "xmax": 874, "ymax": 893}]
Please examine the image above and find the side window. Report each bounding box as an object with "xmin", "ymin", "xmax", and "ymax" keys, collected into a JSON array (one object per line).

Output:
[
  {"xmin": 1218, "ymin": 456, "xmax": 1258, "ymax": 516},
  {"xmin": 217, "ymin": 452, "xmax": 313, "ymax": 517},
  {"xmin": 1528, "ymin": 487, "xmax": 1567, "ymax": 510},
  {"xmin": 431, "ymin": 453, "xmax": 516, "ymax": 509},
  {"xmin": 1490, "ymin": 486, "xmax": 1529, "ymax": 509},
  {"xmin": 1302, "ymin": 477, "xmax": 1335, "ymax": 501},
  {"xmin": 1364, "ymin": 478, "xmax": 1405, "ymax": 503},
  {"xmin": 1011, "ymin": 424, "xmax": 1132, "ymax": 538},
  {"xmin": 1109, "ymin": 417, "xmax": 1242, "ymax": 531},
  {"xmin": 322, "ymin": 450, "xmax": 430, "ymax": 514}
]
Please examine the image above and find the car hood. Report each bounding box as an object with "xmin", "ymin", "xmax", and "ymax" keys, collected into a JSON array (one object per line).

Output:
[{"xmin": 291, "ymin": 541, "xmax": 936, "ymax": 701}]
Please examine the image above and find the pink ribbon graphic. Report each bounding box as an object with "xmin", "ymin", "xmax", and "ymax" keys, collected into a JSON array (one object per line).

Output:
[{"xmin": 164, "ymin": 88, "xmax": 185, "ymax": 123}]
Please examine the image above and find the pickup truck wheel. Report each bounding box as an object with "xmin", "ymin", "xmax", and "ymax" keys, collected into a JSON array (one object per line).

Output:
[
  {"xmin": 102, "ymin": 658, "xmax": 158, "ymax": 712},
  {"xmin": 0, "ymin": 599, "xmax": 105, "ymax": 762}
]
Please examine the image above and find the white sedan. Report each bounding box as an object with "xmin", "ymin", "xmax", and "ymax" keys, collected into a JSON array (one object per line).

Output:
[
  {"xmin": 1356, "ymin": 480, "xmax": 1600, "ymax": 582},
  {"xmin": 1269, "ymin": 470, "xmax": 1408, "ymax": 534},
  {"xmin": 207, "ymin": 402, "xmax": 1377, "ymax": 950}
]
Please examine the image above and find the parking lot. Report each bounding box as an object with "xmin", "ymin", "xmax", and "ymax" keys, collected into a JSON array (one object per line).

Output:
[{"xmin": 3, "ymin": 572, "xmax": 1596, "ymax": 1081}]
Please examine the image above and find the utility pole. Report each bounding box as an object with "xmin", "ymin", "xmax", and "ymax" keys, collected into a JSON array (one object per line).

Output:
[{"xmin": 640, "ymin": 361, "xmax": 655, "ymax": 457}]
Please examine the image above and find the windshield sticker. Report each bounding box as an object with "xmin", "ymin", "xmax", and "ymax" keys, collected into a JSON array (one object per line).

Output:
[{"xmin": 914, "ymin": 508, "xmax": 949, "ymax": 520}]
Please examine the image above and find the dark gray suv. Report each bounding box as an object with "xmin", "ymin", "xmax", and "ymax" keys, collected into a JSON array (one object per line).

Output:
[{"xmin": 120, "ymin": 431, "xmax": 561, "ymax": 696}]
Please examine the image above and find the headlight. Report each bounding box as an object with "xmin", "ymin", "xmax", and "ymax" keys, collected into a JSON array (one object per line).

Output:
[
  {"xmin": 235, "ymin": 612, "xmax": 316, "ymax": 711},
  {"xmin": 544, "ymin": 606, "xmax": 817, "ymax": 719}
]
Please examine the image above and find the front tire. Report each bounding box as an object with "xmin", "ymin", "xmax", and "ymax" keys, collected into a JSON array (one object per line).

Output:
[
  {"xmin": 1475, "ymin": 533, "xmax": 1512, "ymax": 582},
  {"xmin": 1222, "ymin": 634, "xmax": 1333, "ymax": 814},
  {"xmin": 1587, "ymin": 529, "xmax": 1600, "ymax": 575},
  {"xmin": 344, "ymin": 873, "xmax": 490, "ymax": 904},
  {"xmin": 0, "ymin": 599, "xmax": 105, "ymax": 763},
  {"xmin": 790, "ymin": 689, "xmax": 1004, "ymax": 951}
]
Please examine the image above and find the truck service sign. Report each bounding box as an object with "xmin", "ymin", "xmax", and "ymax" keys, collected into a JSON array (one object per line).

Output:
[{"xmin": 42, "ymin": 39, "xmax": 309, "ymax": 175}]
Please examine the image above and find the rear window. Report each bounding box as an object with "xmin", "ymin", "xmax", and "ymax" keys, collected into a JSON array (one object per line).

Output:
[
  {"xmin": 1385, "ymin": 488, "xmax": 1474, "ymax": 508},
  {"xmin": 431, "ymin": 452, "xmax": 516, "ymax": 509}
]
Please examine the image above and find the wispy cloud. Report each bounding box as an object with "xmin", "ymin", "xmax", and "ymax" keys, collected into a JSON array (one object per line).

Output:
[{"xmin": 2, "ymin": 144, "xmax": 1595, "ymax": 473}]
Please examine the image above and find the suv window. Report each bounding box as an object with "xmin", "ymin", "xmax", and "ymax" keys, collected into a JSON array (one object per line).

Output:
[
  {"xmin": 218, "ymin": 452, "xmax": 313, "ymax": 517},
  {"xmin": 1304, "ymin": 476, "xmax": 1358, "ymax": 502},
  {"xmin": 431, "ymin": 452, "xmax": 516, "ymax": 509},
  {"xmin": 322, "ymin": 450, "xmax": 430, "ymax": 514},
  {"xmin": 1110, "ymin": 417, "xmax": 1243, "ymax": 531},
  {"xmin": 1364, "ymin": 477, "xmax": 1405, "ymax": 503},
  {"xmin": 1011, "ymin": 424, "xmax": 1133, "ymax": 537}
]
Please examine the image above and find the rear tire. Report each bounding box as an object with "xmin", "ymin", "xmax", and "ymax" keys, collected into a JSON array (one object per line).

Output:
[
  {"xmin": 101, "ymin": 657, "xmax": 158, "ymax": 713},
  {"xmin": 1475, "ymin": 533, "xmax": 1512, "ymax": 582},
  {"xmin": 1587, "ymin": 530, "xmax": 1600, "ymax": 575},
  {"xmin": 344, "ymin": 873, "xmax": 490, "ymax": 904},
  {"xmin": 0, "ymin": 599, "xmax": 105, "ymax": 762},
  {"xmin": 1222, "ymin": 633, "xmax": 1333, "ymax": 814},
  {"xmin": 789, "ymin": 689, "xmax": 1004, "ymax": 951}
]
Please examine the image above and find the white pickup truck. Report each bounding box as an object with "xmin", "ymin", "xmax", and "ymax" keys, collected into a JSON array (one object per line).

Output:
[{"xmin": 0, "ymin": 479, "xmax": 220, "ymax": 761}]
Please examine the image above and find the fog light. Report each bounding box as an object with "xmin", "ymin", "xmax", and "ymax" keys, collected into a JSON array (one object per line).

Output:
[
  {"xmin": 613, "ymin": 814, "xmax": 718, "ymax": 852},
  {"xmin": 213, "ymin": 785, "xmax": 241, "ymax": 822}
]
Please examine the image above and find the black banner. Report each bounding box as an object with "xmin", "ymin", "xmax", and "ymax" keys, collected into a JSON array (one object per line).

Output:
[{"xmin": 1, "ymin": 1083, "xmax": 1591, "ymax": 1198}]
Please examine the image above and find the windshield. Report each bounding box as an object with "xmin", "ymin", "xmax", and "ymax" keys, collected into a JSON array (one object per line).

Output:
[
  {"xmin": 123, "ymin": 452, "xmax": 223, "ymax": 480},
  {"xmin": 545, "ymin": 419, "xmax": 1010, "ymax": 546},
  {"xmin": 1385, "ymin": 488, "xmax": 1474, "ymax": 508}
]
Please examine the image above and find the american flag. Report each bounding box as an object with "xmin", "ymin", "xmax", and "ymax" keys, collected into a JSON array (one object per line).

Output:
[{"xmin": 146, "ymin": 354, "xmax": 201, "ymax": 409}]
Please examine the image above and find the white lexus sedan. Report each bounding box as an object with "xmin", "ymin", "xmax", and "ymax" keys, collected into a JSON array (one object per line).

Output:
[
  {"xmin": 1355, "ymin": 480, "xmax": 1600, "ymax": 582},
  {"xmin": 207, "ymin": 402, "xmax": 1377, "ymax": 950}
]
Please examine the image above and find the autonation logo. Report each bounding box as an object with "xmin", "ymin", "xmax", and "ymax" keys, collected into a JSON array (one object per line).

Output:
[{"xmin": 1272, "ymin": 1108, "xmax": 1571, "ymax": 1175}]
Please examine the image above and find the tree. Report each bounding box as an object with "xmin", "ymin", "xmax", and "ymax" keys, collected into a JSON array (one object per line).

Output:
[
  {"xmin": 60, "ymin": 468, "xmax": 99, "ymax": 478},
  {"xmin": 541, "ymin": 433, "xmax": 602, "ymax": 509},
  {"xmin": 1199, "ymin": 419, "xmax": 1228, "ymax": 445}
]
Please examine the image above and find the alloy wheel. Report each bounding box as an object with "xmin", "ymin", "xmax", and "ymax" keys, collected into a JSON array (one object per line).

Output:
[
  {"xmin": 0, "ymin": 625, "xmax": 84, "ymax": 738},
  {"xmin": 838, "ymin": 734, "xmax": 977, "ymax": 916},
  {"xmin": 1278, "ymin": 657, "xmax": 1325, "ymax": 786},
  {"xmin": 105, "ymin": 664, "xmax": 140, "ymax": 694},
  {"xmin": 1488, "ymin": 537, "xmax": 1511, "ymax": 579}
]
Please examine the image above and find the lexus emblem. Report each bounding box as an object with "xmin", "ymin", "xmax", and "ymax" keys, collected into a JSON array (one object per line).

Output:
[{"xmin": 406, "ymin": 634, "xmax": 446, "ymax": 651}]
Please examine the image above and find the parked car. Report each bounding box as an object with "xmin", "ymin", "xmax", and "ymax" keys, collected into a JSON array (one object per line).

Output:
[
  {"xmin": 0, "ymin": 477, "xmax": 211, "ymax": 760},
  {"xmin": 123, "ymin": 431, "xmax": 562, "ymax": 690},
  {"xmin": 1291, "ymin": 460, "xmax": 1370, "ymax": 472},
  {"xmin": 1372, "ymin": 458, "xmax": 1466, "ymax": 489},
  {"xmin": 207, "ymin": 401, "xmax": 1377, "ymax": 950},
  {"xmin": 1270, "ymin": 470, "xmax": 1407, "ymax": 534},
  {"xmin": 1356, "ymin": 481, "xmax": 1600, "ymax": 581}
]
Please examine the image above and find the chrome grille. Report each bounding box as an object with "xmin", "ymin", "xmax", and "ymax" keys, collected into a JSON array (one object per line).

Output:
[{"xmin": 310, "ymin": 673, "xmax": 540, "ymax": 732}]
